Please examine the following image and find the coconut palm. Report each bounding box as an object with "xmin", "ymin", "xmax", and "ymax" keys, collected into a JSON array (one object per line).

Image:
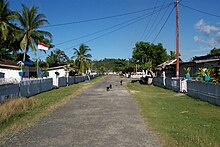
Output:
[
  {"xmin": 72, "ymin": 44, "xmax": 92, "ymax": 75},
  {"xmin": 0, "ymin": 0, "xmax": 16, "ymax": 42},
  {"xmin": 15, "ymin": 4, "xmax": 52, "ymax": 61}
]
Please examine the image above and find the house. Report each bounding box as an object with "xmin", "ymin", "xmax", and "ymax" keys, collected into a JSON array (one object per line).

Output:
[
  {"xmin": 156, "ymin": 54, "xmax": 220, "ymax": 78},
  {"xmin": 156, "ymin": 59, "xmax": 183, "ymax": 78},
  {"xmin": 0, "ymin": 59, "xmax": 20, "ymax": 82},
  {"xmin": 48, "ymin": 66, "xmax": 67, "ymax": 78},
  {"xmin": 179, "ymin": 58, "xmax": 220, "ymax": 77}
]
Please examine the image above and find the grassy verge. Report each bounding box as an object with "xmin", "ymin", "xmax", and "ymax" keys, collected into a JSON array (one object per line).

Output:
[
  {"xmin": 0, "ymin": 76, "xmax": 105, "ymax": 137},
  {"xmin": 127, "ymin": 83, "xmax": 220, "ymax": 147}
]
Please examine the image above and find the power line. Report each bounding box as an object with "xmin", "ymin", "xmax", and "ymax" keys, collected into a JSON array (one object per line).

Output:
[
  {"xmin": 140, "ymin": 0, "xmax": 159, "ymax": 40},
  {"xmin": 55, "ymin": 5, "xmax": 171, "ymax": 46},
  {"xmin": 180, "ymin": 3, "xmax": 220, "ymax": 18},
  {"xmin": 65, "ymin": 14, "xmax": 155, "ymax": 50},
  {"xmin": 55, "ymin": 14, "xmax": 148, "ymax": 46},
  {"xmin": 39, "ymin": 11, "xmax": 158, "ymax": 58},
  {"xmin": 152, "ymin": 5, "xmax": 175, "ymax": 43},
  {"xmin": 41, "ymin": 2, "xmax": 174, "ymax": 28},
  {"xmin": 152, "ymin": 0, "xmax": 184, "ymax": 43},
  {"xmin": 144, "ymin": 0, "xmax": 167, "ymax": 40},
  {"xmin": 145, "ymin": 0, "xmax": 173, "ymax": 40}
]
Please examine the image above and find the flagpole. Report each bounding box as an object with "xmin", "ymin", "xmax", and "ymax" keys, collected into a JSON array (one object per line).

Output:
[
  {"xmin": 37, "ymin": 41, "xmax": 50, "ymax": 78},
  {"xmin": 37, "ymin": 48, "xmax": 39, "ymax": 78}
]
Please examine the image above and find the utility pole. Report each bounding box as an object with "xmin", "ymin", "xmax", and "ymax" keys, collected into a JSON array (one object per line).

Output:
[{"xmin": 176, "ymin": 0, "xmax": 180, "ymax": 78}]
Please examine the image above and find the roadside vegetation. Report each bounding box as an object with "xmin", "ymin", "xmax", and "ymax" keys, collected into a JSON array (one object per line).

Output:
[
  {"xmin": 0, "ymin": 76, "xmax": 104, "ymax": 137},
  {"xmin": 127, "ymin": 82, "xmax": 220, "ymax": 147}
]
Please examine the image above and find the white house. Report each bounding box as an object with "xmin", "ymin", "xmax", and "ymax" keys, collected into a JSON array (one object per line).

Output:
[
  {"xmin": 48, "ymin": 66, "xmax": 67, "ymax": 86},
  {"xmin": 0, "ymin": 59, "xmax": 21, "ymax": 82}
]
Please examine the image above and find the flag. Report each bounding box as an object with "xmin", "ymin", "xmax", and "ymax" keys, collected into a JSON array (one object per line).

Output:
[{"xmin": 38, "ymin": 41, "xmax": 50, "ymax": 50}]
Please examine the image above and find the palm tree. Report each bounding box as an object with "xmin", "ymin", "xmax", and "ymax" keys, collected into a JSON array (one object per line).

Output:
[
  {"xmin": 15, "ymin": 4, "xmax": 52, "ymax": 61},
  {"xmin": 0, "ymin": 0, "xmax": 16, "ymax": 41},
  {"xmin": 72, "ymin": 44, "xmax": 92, "ymax": 75}
]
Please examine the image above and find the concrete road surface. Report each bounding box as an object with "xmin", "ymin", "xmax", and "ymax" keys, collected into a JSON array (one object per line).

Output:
[{"xmin": 1, "ymin": 75, "xmax": 160, "ymax": 147}]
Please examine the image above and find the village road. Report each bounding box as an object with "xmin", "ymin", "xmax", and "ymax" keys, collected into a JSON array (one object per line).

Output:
[{"xmin": 1, "ymin": 75, "xmax": 160, "ymax": 147}]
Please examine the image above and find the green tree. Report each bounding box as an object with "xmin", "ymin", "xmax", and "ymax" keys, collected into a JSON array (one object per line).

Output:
[
  {"xmin": 132, "ymin": 41, "xmax": 168, "ymax": 70},
  {"xmin": 46, "ymin": 49, "xmax": 68, "ymax": 67},
  {"xmin": 0, "ymin": 0, "xmax": 23, "ymax": 60},
  {"xmin": 169, "ymin": 51, "xmax": 176, "ymax": 60},
  {"xmin": 0, "ymin": 0, "xmax": 16, "ymax": 41},
  {"xmin": 208, "ymin": 47, "xmax": 220, "ymax": 55},
  {"xmin": 15, "ymin": 4, "xmax": 52, "ymax": 61},
  {"xmin": 72, "ymin": 44, "xmax": 92, "ymax": 75},
  {"xmin": 113, "ymin": 59, "xmax": 127, "ymax": 73},
  {"xmin": 168, "ymin": 50, "xmax": 181, "ymax": 60}
]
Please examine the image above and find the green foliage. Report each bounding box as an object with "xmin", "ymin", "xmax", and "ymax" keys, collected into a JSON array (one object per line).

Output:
[
  {"xmin": 210, "ymin": 67, "xmax": 220, "ymax": 83},
  {"xmin": 0, "ymin": 0, "xmax": 16, "ymax": 41},
  {"xmin": 208, "ymin": 47, "xmax": 220, "ymax": 55},
  {"xmin": 194, "ymin": 68, "xmax": 205, "ymax": 81},
  {"xmin": 140, "ymin": 61, "xmax": 152, "ymax": 70},
  {"xmin": 132, "ymin": 41, "xmax": 168, "ymax": 70},
  {"xmin": 92, "ymin": 58, "xmax": 135, "ymax": 73},
  {"xmin": 72, "ymin": 44, "xmax": 92, "ymax": 75},
  {"xmin": 184, "ymin": 67, "xmax": 191, "ymax": 75},
  {"xmin": 0, "ymin": 0, "xmax": 24, "ymax": 61},
  {"xmin": 15, "ymin": 4, "xmax": 52, "ymax": 61},
  {"xmin": 46, "ymin": 49, "xmax": 69, "ymax": 67}
]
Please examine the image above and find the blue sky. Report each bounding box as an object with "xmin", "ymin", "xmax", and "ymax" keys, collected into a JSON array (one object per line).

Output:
[{"xmin": 10, "ymin": 0, "xmax": 220, "ymax": 61}]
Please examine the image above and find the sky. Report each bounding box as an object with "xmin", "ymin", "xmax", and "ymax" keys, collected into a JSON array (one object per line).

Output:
[{"xmin": 9, "ymin": 0, "xmax": 220, "ymax": 61}]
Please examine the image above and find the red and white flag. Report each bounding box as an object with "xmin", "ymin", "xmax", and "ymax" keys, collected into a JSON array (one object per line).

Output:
[{"xmin": 38, "ymin": 41, "xmax": 50, "ymax": 50}]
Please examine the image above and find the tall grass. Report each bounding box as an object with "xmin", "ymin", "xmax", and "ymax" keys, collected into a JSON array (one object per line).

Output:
[
  {"xmin": 0, "ymin": 98, "xmax": 35, "ymax": 125},
  {"xmin": 127, "ymin": 83, "xmax": 220, "ymax": 147}
]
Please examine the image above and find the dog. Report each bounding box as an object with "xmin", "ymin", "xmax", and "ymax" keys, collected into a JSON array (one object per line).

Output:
[{"xmin": 106, "ymin": 86, "xmax": 110, "ymax": 91}]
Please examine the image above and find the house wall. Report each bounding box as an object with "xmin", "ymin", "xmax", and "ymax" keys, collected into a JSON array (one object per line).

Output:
[
  {"xmin": 48, "ymin": 68, "xmax": 66, "ymax": 86},
  {"xmin": 0, "ymin": 68, "xmax": 21, "ymax": 81}
]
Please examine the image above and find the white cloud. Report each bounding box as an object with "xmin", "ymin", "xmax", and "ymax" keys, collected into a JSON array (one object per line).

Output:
[
  {"xmin": 217, "ymin": 32, "xmax": 220, "ymax": 40},
  {"xmin": 195, "ymin": 19, "xmax": 219, "ymax": 35},
  {"xmin": 207, "ymin": 32, "xmax": 220, "ymax": 47},
  {"xmin": 208, "ymin": 38, "xmax": 218, "ymax": 47},
  {"xmin": 193, "ymin": 36, "xmax": 204, "ymax": 43}
]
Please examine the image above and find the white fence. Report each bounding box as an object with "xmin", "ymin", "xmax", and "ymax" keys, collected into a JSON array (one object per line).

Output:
[
  {"xmin": 0, "ymin": 74, "xmax": 103, "ymax": 103},
  {"xmin": 187, "ymin": 80, "xmax": 220, "ymax": 106}
]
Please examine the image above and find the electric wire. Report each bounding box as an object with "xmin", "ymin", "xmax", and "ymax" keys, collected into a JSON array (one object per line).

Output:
[
  {"xmin": 152, "ymin": 5, "xmax": 175, "ymax": 43},
  {"xmin": 61, "ymin": 14, "xmax": 155, "ymax": 51},
  {"xmin": 55, "ymin": 4, "xmax": 171, "ymax": 46},
  {"xmin": 41, "ymin": 2, "xmax": 174, "ymax": 28},
  {"xmin": 180, "ymin": 3, "xmax": 220, "ymax": 18},
  {"xmin": 152, "ymin": 0, "xmax": 183, "ymax": 43},
  {"xmin": 39, "ymin": 9, "xmax": 167, "ymax": 58},
  {"xmin": 140, "ymin": 0, "xmax": 159, "ymax": 40},
  {"xmin": 146, "ymin": 0, "xmax": 173, "ymax": 41}
]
